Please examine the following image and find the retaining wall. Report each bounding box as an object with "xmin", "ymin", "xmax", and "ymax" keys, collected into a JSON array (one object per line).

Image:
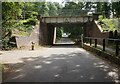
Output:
[
  {"xmin": 83, "ymin": 43, "xmax": 120, "ymax": 65},
  {"xmin": 85, "ymin": 21, "xmax": 109, "ymax": 45},
  {"xmin": 15, "ymin": 24, "xmax": 40, "ymax": 48}
]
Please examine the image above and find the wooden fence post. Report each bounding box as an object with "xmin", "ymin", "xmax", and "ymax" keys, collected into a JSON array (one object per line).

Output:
[
  {"xmin": 116, "ymin": 40, "xmax": 119, "ymax": 56},
  {"xmin": 81, "ymin": 35, "xmax": 83, "ymax": 47},
  {"xmin": 95, "ymin": 39, "xmax": 97, "ymax": 48},
  {"xmin": 103, "ymin": 39, "xmax": 105, "ymax": 51},
  {"xmin": 90, "ymin": 38, "xmax": 92, "ymax": 46}
]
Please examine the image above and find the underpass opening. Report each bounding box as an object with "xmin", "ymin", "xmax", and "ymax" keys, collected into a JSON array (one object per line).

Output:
[
  {"xmin": 53, "ymin": 23, "xmax": 84, "ymax": 46},
  {"xmin": 39, "ymin": 16, "xmax": 93, "ymax": 46}
]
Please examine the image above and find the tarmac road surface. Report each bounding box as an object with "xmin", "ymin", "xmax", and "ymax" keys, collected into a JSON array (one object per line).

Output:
[{"xmin": 2, "ymin": 38, "xmax": 119, "ymax": 83}]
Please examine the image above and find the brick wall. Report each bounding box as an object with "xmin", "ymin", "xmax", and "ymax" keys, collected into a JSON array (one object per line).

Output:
[{"xmin": 85, "ymin": 21, "xmax": 109, "ymax": 45}]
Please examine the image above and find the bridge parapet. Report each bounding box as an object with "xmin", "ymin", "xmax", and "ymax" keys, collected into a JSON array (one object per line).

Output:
[{"xmin": 41, "ymin": 16, "xmax": 93, "ymax": 23}]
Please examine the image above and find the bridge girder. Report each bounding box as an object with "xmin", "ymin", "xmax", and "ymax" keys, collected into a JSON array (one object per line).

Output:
[
  {"xmin": 41, "ymin": 16, "xmax": 93, "ymax": 24},
  {"xmin": 39, "ymin": 16, "xmax": 94, "ymax": 45}
]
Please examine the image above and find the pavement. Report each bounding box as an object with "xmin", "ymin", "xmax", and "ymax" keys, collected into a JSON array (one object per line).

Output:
[{"xmin": 1, "ymin": 38, "xmax": 120, "ymax": 83}]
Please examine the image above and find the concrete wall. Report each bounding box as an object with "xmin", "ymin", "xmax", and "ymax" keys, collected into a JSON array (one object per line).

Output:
[
  {"xmin": 41, "ymin": 16, "xmax": 93, "ymax": 23},
  {"xmin": 15, "ymin": 18, "xmax": 110, "ymax": 48},
  {"xmin": 15, "ymin": 24, "xmax": 40, "ymax": 48},
  {"xmin": 47, "ymin": 24, "xmax": 55, "ymax": 45},
  {"xmin": 15, "ymin": 21, "xmax": 55, "ymax": 48},
  {"xmin": 39, "ymin": 22, "xmax": 55, "ymax": 45},
  {"xmin": 39, "ymin": 22, "xmax": 48, "ymax": 45},
  {"xmin": 15, "ymin": 36, "xmax": 30, "ymax": 48}
]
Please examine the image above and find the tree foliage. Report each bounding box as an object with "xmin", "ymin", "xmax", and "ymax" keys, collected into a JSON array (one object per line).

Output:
[{"xmin": 1, "ymin": 1, "xmax": 120, "ymax": 49}]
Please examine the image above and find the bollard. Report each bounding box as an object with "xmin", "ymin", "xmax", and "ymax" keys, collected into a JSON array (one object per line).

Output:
[{"xmin": 31, "ymin": 42, "xmax": 35, "ymax": 50}]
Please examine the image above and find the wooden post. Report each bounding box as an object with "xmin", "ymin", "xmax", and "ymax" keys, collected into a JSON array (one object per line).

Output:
[
  {"xmin": 95, "ymin": 39, "xmax": 97, "ymax": 48},
  {"xmin": 90, "ymin": 38, "xmax": 92, "ymax": 46},
  {"xmin": 116, "ymin": 40, "xmax": 119, "ymax": 56},
  {"xmin": 81, "ymin": 34, "xmax": 83, "ymax": 47},
  {"xmin": 103, "ymin": 39, "xmax": 105, "ymax": 51},
  {"xmin": 83, "ymin": 36, "xmax": 85, "ymax": 44}
]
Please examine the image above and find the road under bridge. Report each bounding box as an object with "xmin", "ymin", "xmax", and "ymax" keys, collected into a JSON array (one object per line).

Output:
[
  {"xmin": 39, "ymin": 16, "xmax": 94, "ymax": 45},
  {"xmin": 2, "ymin": 37, "xmax": 119, "ymax": 83}
]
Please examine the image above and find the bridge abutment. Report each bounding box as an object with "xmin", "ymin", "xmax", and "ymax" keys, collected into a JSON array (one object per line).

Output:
[
  {"xmin": 47, "ymin": 24, "xmax": 55, "ymax": 45},
  {"xmin": 39, "ymin": 22, "xmax": 48, "ymax": 45},
  {"xmin": 39, "ymin": 22, "xmax": 55, "ymax": 45},
  {"xmin": 39, "ymin": 16, "xmax": 94, "ymax": 46}
]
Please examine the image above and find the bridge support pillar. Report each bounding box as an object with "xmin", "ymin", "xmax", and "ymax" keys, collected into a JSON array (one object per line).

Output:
[
  {"xmin": 84, "ymin": 22, "xmax": 93, "ymax": 37},
  {"xmin": 39, "ymin": 22, "xmax": 55, "ymax": 45},
  {"xmin": 47, "ymin": 24, "xmax": 55, "ymax": 45},
  {"xmin": 39, "ymin": 22, "xmax": 48, "ymax": 45},
  {"xmin": 53, "ymin": 27, "xmax": 56, "ymax": 44}
]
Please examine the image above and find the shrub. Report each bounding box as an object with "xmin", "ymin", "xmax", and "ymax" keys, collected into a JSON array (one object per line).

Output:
[
  {"xmin": 98, "ymin": 15, "xmax": 104, "ymax": 22},
  {"xmin": 23, "ymin": 18, "xmax": 37, "ymax": 26}
]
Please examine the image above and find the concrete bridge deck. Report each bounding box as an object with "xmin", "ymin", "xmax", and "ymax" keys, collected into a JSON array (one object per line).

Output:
[
  {"xmin": 1, "ymin": 38, "xmax": 119, "ymax": 83},
  {"xmin": 41, "ymin": 16, "xmax": 93, "ymax": 23}
]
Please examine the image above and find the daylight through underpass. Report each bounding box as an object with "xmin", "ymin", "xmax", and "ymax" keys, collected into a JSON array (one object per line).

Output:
[{"xmin": 54, "ymin": 23, "xmax": 84, "ymax": 45}]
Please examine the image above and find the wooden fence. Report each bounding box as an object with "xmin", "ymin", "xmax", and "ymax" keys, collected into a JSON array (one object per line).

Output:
[{"xmin": 83, "ymin": 37, "xmax": 120, "ymax": 58}]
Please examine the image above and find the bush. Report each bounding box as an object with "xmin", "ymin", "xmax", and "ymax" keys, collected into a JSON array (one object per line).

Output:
[
  {"xmin": 56, "ymin": 28, "xmax": 62, "ymax": 39},
  {"xmin": 98, "ymin": 15, "xmax": 104, "ymax": 22},
  {"xmin": 23, "ymin": 18, "xmax": 37, "ymax": 26}
]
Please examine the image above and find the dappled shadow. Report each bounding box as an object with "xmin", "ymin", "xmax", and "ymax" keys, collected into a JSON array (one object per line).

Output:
[{"xmin": 2, "ymin": 48, "xmax": 119, "ymax": 83}]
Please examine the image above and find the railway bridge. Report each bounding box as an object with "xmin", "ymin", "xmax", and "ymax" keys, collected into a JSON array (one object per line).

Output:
[{"xmin": 39, "ymin": 15, "xmax": 94, "ymax": 45}]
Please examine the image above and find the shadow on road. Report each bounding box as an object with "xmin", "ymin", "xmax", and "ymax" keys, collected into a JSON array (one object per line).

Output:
[{"xmin": 2, "ymin": 48, "xmax": 119, "ymax": 82}]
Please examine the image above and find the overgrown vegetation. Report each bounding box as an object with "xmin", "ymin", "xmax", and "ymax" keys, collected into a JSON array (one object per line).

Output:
[
  {"xmin": 1, "ymin": 1, "xmax": 120, "ymax": 49},
  {"xmin": 98, "ymin": 15, "xmax": 119, "ymax": 32},
  {"xmin": 64, "ymin": 25, "xmax": 82, "ymax": 38},
  {"xmin": 56, "ymin": 28, "xmax": 63, "ymax": 40}
]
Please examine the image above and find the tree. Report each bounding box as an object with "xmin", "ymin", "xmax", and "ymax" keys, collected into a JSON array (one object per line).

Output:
[
  {"xmin": 112, "ymin": 2, "xmax": 120, "ymax": 18},
  {"xmin": 48, "ymin": 2, "xmax": 58, "ymax": 16},
  {"xmin": 60, "ymin": 2, "xmax": 84, "ymax": 16},
  {"xmin": 2, "ymin": 2, "xmax": 39, "ymax": 49},
  {"xmin": 2, "ymin": 2, "xmax": 24, "ymax": 49},
  {"xmin": 2, "ymin": 2, "xmax": 23, "ymax": 20}
]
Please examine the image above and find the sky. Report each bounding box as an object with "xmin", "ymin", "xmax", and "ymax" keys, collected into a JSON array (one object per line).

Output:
[
  {"xmin": 46, "ymin": 0, "xmax": 63, "ymax": 4},
  {"xmin": 46, "ymin": 0, "xmax": 67, "ymax": 6}
]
